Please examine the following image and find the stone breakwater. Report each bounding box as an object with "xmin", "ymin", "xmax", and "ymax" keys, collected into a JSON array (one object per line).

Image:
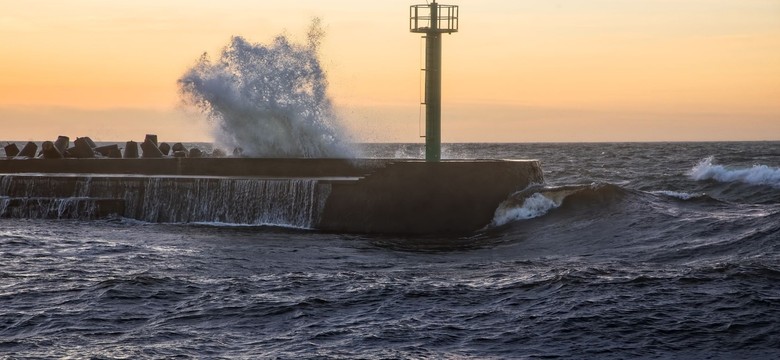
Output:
[{"xmin": 3, "ymin": 134, "xmax": 233, "ymax": 160}]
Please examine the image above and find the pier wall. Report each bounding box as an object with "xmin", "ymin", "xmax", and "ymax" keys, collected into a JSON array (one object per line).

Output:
[{"xmin": 319, "ymin": 160, "xmax": 543, "ymax": 233}]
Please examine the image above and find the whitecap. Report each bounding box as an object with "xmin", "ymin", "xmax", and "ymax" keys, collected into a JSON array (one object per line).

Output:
[
  {"xmin": 650, "ymin": 190, "xmax": 703, "ymax": 200},
  {"xmin": 689, "ymin": 156, "xmax": 780, "ymax": 188},
  {"xmin": 490, "ymin": 192, "xmax": 562, "ymax": 227}
]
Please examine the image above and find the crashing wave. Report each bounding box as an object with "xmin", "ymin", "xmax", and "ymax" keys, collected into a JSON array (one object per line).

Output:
[
  {"xmin": 689, "ymin": 156, "xmax": 780, "ymax": 188},
  {"xmin": 491, "ymin": 192, "xmax": 562, "ymax": 227},
  {"xmin": 178, "ymin": 19, "xmax": 353, "ymax": 158},
  {"xmin": 490, "ymin": 185, "xmax": 579, "ymax": 227},
  {"xmin": 489, "ymin": 183, "xmax": 633, "ymax": 227}
]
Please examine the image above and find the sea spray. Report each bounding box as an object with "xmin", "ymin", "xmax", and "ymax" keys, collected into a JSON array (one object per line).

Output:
[{"xmin": 178, "ymin": 19, "xmax": 353, "ymax": 158}]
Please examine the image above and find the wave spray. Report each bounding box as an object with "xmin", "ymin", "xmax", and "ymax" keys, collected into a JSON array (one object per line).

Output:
[{"xmin": 178, "ymin": 19, "xmax": 353, "ymax": 157}]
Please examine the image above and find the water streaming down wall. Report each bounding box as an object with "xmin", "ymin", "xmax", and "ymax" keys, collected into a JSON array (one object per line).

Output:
[
  {"xmin": 0, "ymin": 197, "xmax": 115, "ymax": 220},
  {"xmin": 0, "ymin": 175, "xmax": 330, "ymax": 228},
  {"xmin": 134, "ymin": 177, "xmax": 328, "ymax": 227}
]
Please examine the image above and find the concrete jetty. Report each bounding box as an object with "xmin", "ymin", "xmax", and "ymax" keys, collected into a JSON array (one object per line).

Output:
[{"xmin": 0, "ymin": 156, "xmax": 543, "ymax": 233}]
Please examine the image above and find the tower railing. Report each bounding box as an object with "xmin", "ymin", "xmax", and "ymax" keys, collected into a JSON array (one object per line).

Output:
[{"xmin": 410, "ymin": 4, "xmax": 459, "ymax": 34}]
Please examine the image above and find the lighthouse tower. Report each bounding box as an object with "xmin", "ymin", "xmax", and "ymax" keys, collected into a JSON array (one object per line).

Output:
[{"xmin": 410, "ymin": 1, "xmax": 458, "ymax": 162}]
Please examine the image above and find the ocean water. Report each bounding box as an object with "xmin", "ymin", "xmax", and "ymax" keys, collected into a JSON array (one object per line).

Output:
[{"xmin": 1, "ymin": 142, "xmax": 779, "ymax": 359}]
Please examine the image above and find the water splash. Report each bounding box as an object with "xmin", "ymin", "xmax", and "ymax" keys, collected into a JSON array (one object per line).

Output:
[
  {"xmin": 689, "ymin": 156, "xmax": 780, "ymax": 188},
  {"xmin": 178, "ymin": 19, "xmax": 354, "ymax": 158}
]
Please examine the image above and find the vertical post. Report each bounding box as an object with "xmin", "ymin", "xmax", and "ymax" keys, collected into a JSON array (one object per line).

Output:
[{"xmin": 425, "ymin": 2, "xmax": 442, "ymax": 162}]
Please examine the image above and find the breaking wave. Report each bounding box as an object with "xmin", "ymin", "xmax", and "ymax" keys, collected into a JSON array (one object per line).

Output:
[
  {"xmin": 489, "ymin": 183, "xmax": 706, "ymax": 228},
  {"xmin": 178, "ymin": 19, "xmax": 353, "ymax": 158},
  {"xmin": 491, "ymin": 192, "xmax": 561, "ymax": 226},
  {"xmin": 689, "ymin": 156, "xmax": 780, "ymax": 188},
  {"xmin": 490, "ymin": 184, "xmax": 623, "ymax": 227}
]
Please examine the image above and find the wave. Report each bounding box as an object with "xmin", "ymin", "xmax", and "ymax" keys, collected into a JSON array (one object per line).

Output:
[
  {"xmin": 489, "ymin": 182, "xmax": 727, "ymax": 228},
  {"xmin": 689, "ymin": 156, "xmax": 780, "ymax": 188},
  {"xmin": 647, "ymin": 190, "xmax": 724, "ymax": 204},
  {"xmin": 490, "ymin": 183, "xmax": 628, "ymax": 227},
  {"xmin": 491, "ymin": 191, "xmax": 562, "ymax": 227}
]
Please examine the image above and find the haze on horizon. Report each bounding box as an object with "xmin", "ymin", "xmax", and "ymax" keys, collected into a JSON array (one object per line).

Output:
[{"xmin": 1, "ymin": 0, "xmax": 778, "ymax": 143}]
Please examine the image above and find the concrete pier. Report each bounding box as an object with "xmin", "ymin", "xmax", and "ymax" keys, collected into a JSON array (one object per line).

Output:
[{"xmin": 0, "ymin": 158, "xmax": 543, "ymax": 233}]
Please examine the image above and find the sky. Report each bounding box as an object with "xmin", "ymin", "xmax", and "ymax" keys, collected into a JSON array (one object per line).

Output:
[{"xmin": 1, "ymin": 0, "xmax": 778, "ymax": 142}]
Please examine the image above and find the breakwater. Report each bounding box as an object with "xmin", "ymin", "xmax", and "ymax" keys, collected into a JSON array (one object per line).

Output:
[{"xmin": 0, "ymin": 157, "xmax": 543, "ymax": 233}]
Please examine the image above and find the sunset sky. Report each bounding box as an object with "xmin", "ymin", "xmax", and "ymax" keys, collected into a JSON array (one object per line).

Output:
[{"xmin": 1, "ymin": 0, "xmax": 778, "ymax": 142}]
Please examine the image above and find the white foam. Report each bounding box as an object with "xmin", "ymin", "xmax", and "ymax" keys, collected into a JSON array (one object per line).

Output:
[
  {"xmin": 491, "ymin": 192, "xmax": 562, "ymax": 227},
  {"xmin": 689, "ymin": 156, "xmax": 780, "ymax": 188},
  {"xmin": 189, "ymin": 221, "xmax": 312, "ymax": 231},
  {"xmin": 650, "ymin": 190, "xmax": 702, "ymax": 200}
]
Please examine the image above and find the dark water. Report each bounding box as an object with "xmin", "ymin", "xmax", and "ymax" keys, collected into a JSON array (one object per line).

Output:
[{"xmin": 2, "ymin": 142, "xmax": 779, "ymax": 359}]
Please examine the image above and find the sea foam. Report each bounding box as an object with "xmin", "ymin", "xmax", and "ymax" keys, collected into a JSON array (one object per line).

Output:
[
  {"xmin": 178, "ymin": 19, "xmax": 353, "ymax": 158},
  {"xmin": 689, "ymin": 156, "xmax": 780, "ymax": 188},
  {"xmin": 650, "ymin": 190, "xmax": 703, "ymax": 200},
  {"xmin": 491, "ymin": 192, "xmax": 562, "ymax": 227}
]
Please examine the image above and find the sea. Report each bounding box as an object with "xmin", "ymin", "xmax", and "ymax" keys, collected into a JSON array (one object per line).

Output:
[{"xmin": 1, "ymin": 141, "xmax": 779, "ymax": 359}]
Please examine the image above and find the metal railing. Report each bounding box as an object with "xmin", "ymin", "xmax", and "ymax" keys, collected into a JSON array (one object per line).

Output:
[{"xmin": 410, "ymin": 4, "xmax": 458, "ymax": 33}]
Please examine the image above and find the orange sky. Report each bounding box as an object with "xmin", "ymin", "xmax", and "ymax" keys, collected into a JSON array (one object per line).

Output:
[{"xmin": 1, "ymin": 0, "xmax": 778, "ymax": 142}]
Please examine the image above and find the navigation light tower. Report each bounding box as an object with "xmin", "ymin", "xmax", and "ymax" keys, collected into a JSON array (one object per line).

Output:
[{"xmin": 410, "ymin": 1, "xmax": 458, "ymax": 162}]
